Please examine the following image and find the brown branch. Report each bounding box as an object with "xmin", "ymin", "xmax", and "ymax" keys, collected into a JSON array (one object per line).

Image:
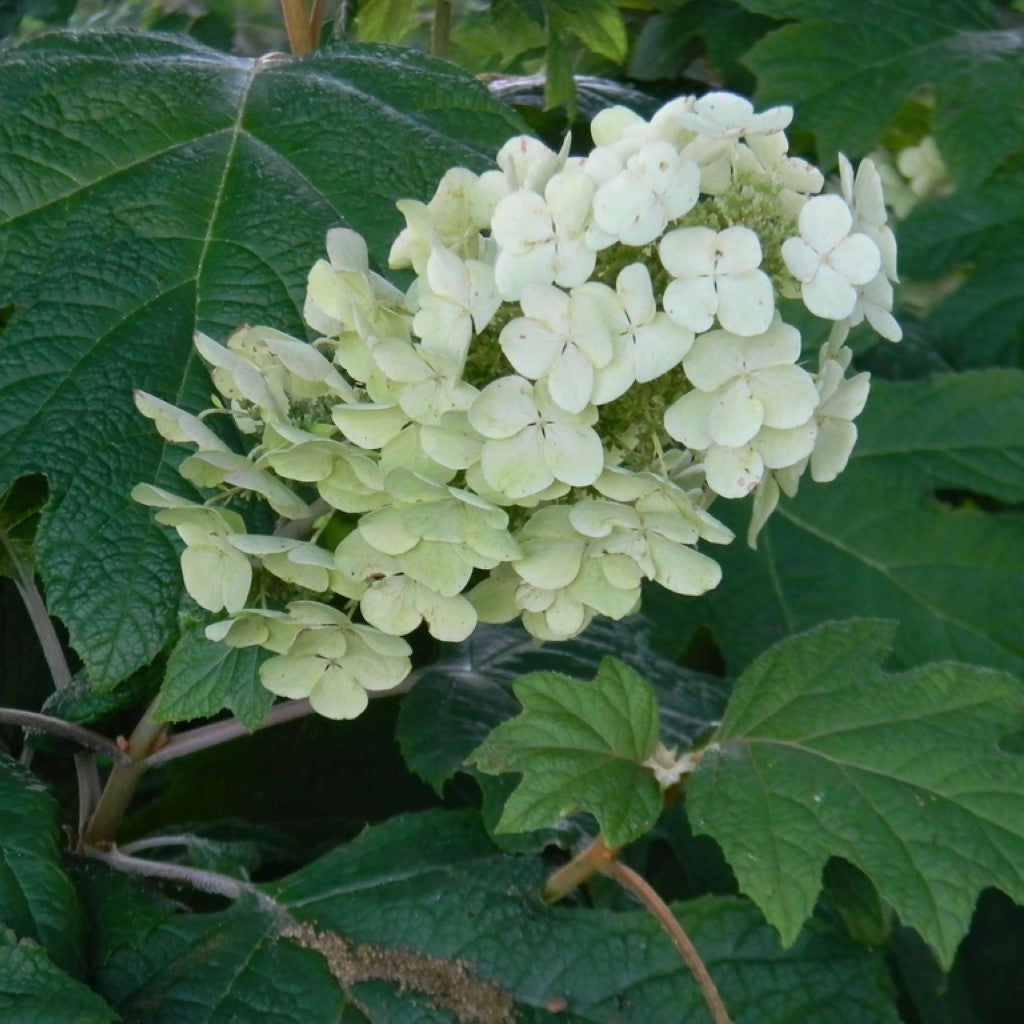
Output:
[
  {"xmin": 541, "ymin": 835, "xmax": 620, "ymax": 903},
  {"xmin": 598, "ymin": 857, "xmax": 732, "ymax": 1024}
]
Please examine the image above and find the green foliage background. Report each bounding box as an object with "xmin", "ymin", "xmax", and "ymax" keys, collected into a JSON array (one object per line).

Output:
[{"xmin": 1, "ymin": 0, "xmax": 1023, "ymax": 1021}]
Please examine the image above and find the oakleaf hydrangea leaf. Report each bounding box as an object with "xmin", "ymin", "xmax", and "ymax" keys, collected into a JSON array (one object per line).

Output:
[
  {"xmin": 269, "ymin": 809, "xmax": 903, "ymax": 1024},
  {"xmin": 687, "ymin": 618, "xmax": 1024, "ymax": 970},
  {"xmin": 738, "ymin": 0, "xmax": 1024, "ymax": 184},
  {"xmin": 0, "ymin": 31, "xmax": 522, "ymax": 690},
  {"xmin": 468, "ymin": 657, "xmax": 663, "ymax": 846}
]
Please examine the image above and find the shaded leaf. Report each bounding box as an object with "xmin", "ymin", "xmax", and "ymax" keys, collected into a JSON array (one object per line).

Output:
[
  {"xmin": 93, "ymin": 898, "xmax": 345, "ymax": 1024},
  {"xmin": 469, "ymin": 657, "xmax": 662, "ymax": 846},
  {"xmin": 0, "ymin": 31, "xmax": 523, "ymax": 691},
  {"xmin": 688, "ymin": 619, "xmax": 1024, "ymax": 969},
  {"xmin": 898, "ymin": 161, "xmax": 1024, "ymax": 368},
  {"xmin": 268, "ymin": 808, "xmax": 902, "ymax": 1023},
  {"xmin": 0, "ymin": 754, "xmax": 85, "ymax": 977},
  {"xmin": 0, "ymin": 926, "xmax": 117, "ymax": 1024},
  {"xmin": 738, "ymin": 0, "xmax": 1024, "ymax": 183},
  {"xmin": 664, "ymin": 370, "xmax": 1024, "ymax": 677}
]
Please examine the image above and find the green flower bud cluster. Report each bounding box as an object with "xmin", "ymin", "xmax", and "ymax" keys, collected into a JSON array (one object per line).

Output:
[{"xmin": 134, "ymin": 91, "xmax": 900, "ymax": 718}]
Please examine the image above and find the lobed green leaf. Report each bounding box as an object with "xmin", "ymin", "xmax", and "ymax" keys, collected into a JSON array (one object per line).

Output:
[
  {"xmin": 157, "ymin": 626, "xmax": 273, "ymax": 731},
  {"xmin": 688, "ymin": 619, "xmax": 1024, "ymax": 970},
  {"xmin": 469, "ymin": 657, "xmax": 664, "ymax": 846}
]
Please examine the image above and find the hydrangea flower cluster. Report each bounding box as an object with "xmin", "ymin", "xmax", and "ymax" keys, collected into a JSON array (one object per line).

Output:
[{"xmin": 134, "ymin": 90, "xmax": 900, "ymax": 719}]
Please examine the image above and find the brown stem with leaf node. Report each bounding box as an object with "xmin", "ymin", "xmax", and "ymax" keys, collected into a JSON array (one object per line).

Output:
[{"xmin": 544, "ymin": 836, "xmax": 732, "ymax": 1024}]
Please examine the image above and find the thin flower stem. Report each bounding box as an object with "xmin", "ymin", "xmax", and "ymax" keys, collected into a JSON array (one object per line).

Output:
[
  {"xmin": 83, "ymin": 845, "xmax": 281, "ymax": 913},
  {"xmin": 81, "ymin": 696, "xmax": 167, "ymax": 848},
  {"xmin": 598, "ymin": 857, "xmax": 732, "ymax": 1024},
  {"xmin": 0, "ymin": 707, "xmax": 132, "ymax": 764}
]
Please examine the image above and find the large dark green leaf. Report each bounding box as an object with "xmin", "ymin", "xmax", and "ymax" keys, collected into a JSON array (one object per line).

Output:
[
  {"xmin": 688, "ymin": 619, "xmax": 1024, "ymax": 970},
  {"xmin": 0, "ymin": 754, "xmax": 85, "ymax": 977},
  {"xmin": 0, "ymin": 926, "xmax": 117, "ymax": 1024},
  {"xmin": 664, "ymin": 370, "xmax": 1024, "ymax": 676},
  {"xmin": 0, "ymin": 30, "xmax": 522, "ymax": 691},
  {"xmin": 737, "ymin": 0, "xmax": 1024, "ymax": 183},
  {"xmin": 268, "ymin": 808, "xmax": 901, "ymax": 1023}
]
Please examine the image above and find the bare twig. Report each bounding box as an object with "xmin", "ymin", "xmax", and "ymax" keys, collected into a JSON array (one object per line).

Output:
[
  {"xmin": 598, "ymin": 857, "xmax": 732, "ymax": 1024},
  {"xmin": 144, "ymin": 698, "xmax": 314, "ymax": 767},
  {"xmin": 0, "ymin": 707, "xmax": 132, "ymax": 764},
  {"xmin": 1, "ymin": 531, "xmax": 103, "ymax": 828},
  {"xmin": 0, "ymin": 532, "xmax": 71, "ymax": 690}
]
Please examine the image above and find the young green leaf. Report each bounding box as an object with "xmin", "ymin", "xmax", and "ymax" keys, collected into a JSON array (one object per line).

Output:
[
  {"xmin": 687, "ymin": 618, "xmax": 1024, "ymax": 970},
  {"xmin": 0, "ymin": 754, "xmax": 85, "ymax": 978},
  {"xmin": 738, "ymin": 0, "xmax": 1024, "ymax": 184},
  {"xmin": 468, "ymin": 657, "xmax": 663, "ymax": 846},
  {"xmin": 157, "ymin": 626, "xmax": 273, "ymax": 731},
  {"xmin": 397, "ymin": 616, "xmax": 725, "ymax": 796}
]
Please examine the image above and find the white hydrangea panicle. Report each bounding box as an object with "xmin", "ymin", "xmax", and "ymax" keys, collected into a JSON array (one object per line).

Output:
[
  {"xmin": 305, "ymin": 228, "xmax": 410, "ymax": 342},
  {"xmin": 468, "ymin": 376, "xmax": 604, "ymax": 500},
  {"xmin": 674, "ymin": 91, "xmax": 793, "ymax": 141},
  {"xmin": 259, "ymin": 600, "xmax": 411, "ymax": 719},
  {"xmin": 411, "ymin": 245, "xmax": 500, "ymax": 369},
  {"xmin": 496, "ymin": 132, "xmax": 570, "ymax": 192},
  {"xmin": 499, "ymin": 282, "xmax": 616, "ymax": 413},
  {"xmin": 134, "ymin": 86, "xmax": 903, "ymax": 722},
  {"xmin": 132, "ymin": 487, "xmax": 253, "ymax": 614},
  {"xmin": 660, "ymin": 225, "xmax": 775, "ymax": 336},
  {"xmin": 592, "ymin": 263, "xmax": 695, "ymax": 404},
  {"xmin": 590, "ymin": 141, "xmax": 700, "ymax": 246},
  {"xmin": 664, "ymin": 317, "xmax": 820, "ymax": 498},
  {"xmin": 781, "ymin": 194, "xmax": 882, "ymax": 320},
  {"xmin": 491, "ymin": 167, "xmax": 597, "ymax": 299}
]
